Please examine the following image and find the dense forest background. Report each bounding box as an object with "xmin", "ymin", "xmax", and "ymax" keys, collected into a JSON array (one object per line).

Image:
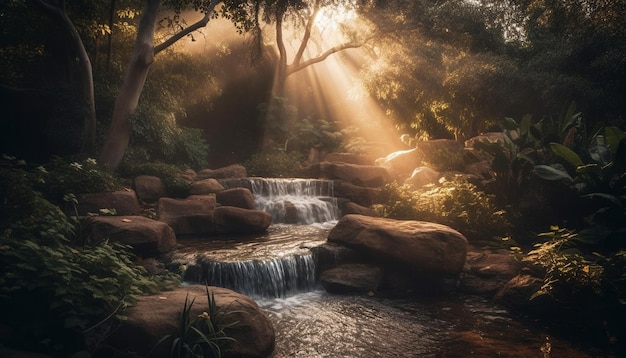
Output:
[{"xmin": 1, "ymin": 0, "xmax": 624, "ymax": 169}]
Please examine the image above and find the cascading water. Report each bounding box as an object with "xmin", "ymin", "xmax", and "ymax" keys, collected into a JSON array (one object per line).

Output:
[
  {"xmin": 220, "ymin": 178, "xmax": 340, "ymax": 224},
  {"xmin": 171, "ymin": 178, "xmax": 339, "ymax": 298}
]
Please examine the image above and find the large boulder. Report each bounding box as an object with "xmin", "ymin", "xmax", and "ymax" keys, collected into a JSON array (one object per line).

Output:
[
  {"xmin": 105, "ymin": 285, "xmax": 275, "ymax": 358},
  {"xmin": 134, "ymin": 175, "xmax": 166, "ymax": 203},
  {"xmin": 157, "ymin": 196, "xmax": 217, "ymax": 235},
  {"xmin": 213, "ymin": 206, "xmax": 271, "ymax": 234},
  {"xmin": 340, "ymin": 201, "xmax": 379, "ymax": 217},
  {"xmin": 189, "ymin": 178, "xmax": 225, "ymax": 195},
  {"xmin": 328, "ymin": 215, "xmax": 468, "ymax": 276},
  {"xmin": 216, "ymin": 188, "xmax": 256, "ymax": 210},
  {"xmin": 76, "ymin": 190, "xmax": 141, "ymax": 216},
  {"xmin": 88, "ymin": 216, "xmax": 176, "ymax": 257},
  {"xmin": 197, "ymin": 164, "xmax": 247, "ymax": 180}
]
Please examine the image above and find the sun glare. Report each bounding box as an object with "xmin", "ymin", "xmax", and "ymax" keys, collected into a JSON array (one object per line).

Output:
[{"xmin": 314, "ymin": 5, "xmax": 357, "ymax": 31}]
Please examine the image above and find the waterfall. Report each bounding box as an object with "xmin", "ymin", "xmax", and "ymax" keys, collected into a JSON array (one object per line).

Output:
[
  {"xmin": 180, "ymin": 253, "xmax": 317, "ymax": 298},
  {"xmin": 220, "ymin": 178, "xmax": 339, "ymax": 224}
]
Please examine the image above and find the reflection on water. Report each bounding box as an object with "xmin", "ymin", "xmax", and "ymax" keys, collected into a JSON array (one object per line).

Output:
[
  {"xmin": 259, "ymin": 291, "xmax": 591, "ymax": 358},
  {"xmin": 172, "ymin": 224, "xmax": 598, "ymax": 357}
]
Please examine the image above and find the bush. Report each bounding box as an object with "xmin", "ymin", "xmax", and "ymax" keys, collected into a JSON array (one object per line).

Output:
[
  {"xmin": 243, "ymin": 150, "xmax": 304, "ymax": 178},
  {"xmin": 378, "ymin": 177, "xmax": 512, "ymax": 246},
  {"xmin": 33, "ymin": 156, "xmax": 123, "ymax": 204},
  {"xmin": 0, "ymin": 158, "xmax": 179, "ymax": 355},
  {"xmin": 121, "ymin": 161, "xmax": 191, "ymax": 198}
]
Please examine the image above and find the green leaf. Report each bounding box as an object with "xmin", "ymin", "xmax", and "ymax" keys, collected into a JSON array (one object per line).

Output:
[
  {"xmin": 534, "ymin": 165, "xmax": 573, "ymax": 181},
  {"xmin": 581, "ymin": 193, "xmax": 623, "ymax": 207},
  {"xmin": 503, "ymin": 117, "xmax": 518, "ymax": 131},
  {"xmin": 520, "ymin": 114, "xmax": 532, "ymax": 135},
  {"xmin": 604, "ymin": 126, "xmax": 626, "ymax": 154},
  {"xmin": 550, "ymin": 142, "xmax": 584, "ymax": 167}
]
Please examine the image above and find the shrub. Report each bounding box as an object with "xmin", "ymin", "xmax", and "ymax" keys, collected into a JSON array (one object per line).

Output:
[
  {"xmin": 0, "ymin": 158, "xmax": 179, "ymax": 355},
  {"xmin": 378, "ymin": 177, "xmax": 512, "ymax": 246},
  {"xmin": 33, "ymin": 156, "xmax": 123, "ymax": 204},
  {"xmin": 121, "ymin": 161, "xmax": 191, "ymax": 198},
  {"xmin": 243, "ymin": 150, "xmax": 304, "ymax": 178}
]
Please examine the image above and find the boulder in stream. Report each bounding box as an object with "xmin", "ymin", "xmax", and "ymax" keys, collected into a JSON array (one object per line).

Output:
[
  {"xmin": 328, "ymin": 214, "xmax": 468, "ymax": 276},
  {"xmin": 105, "ymin": 285, "xmax": 275, "ymax": 358}
]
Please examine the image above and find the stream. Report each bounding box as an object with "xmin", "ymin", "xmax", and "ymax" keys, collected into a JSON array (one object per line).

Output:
[{"xmin": 169, "ymin": 178, "xmax": 608, "ymax": 357}]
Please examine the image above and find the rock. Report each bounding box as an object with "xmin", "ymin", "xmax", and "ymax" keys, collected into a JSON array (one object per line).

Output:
[
  {"xmin": 328, "ymin": 215, "xmax": 468, "ymax": 276},
  {"xmin": 299, "ymin": 162, "xmax": 389, "ymax": 187},
  {"xmin": 340, "ymin": 201, "xmax": 379, "ymax": 217},
  {"xmin": 464, "ymin": 132, "xmax": 504, "ymax": 148},
  {"xmin": 189, "ymin": 178, "xmax": 225, "ymax": 195},
  {"xmin": 134, "ymin": 175, "xmax": 166, "ymax": 203},
  {"xmin": 179, "ymin": 168, "xmax": 197, "ymax": 182},
  {"xmin": 323, "ymin": 153, "xmax": 375, "ymax": 165},
  {"xmin": 334, "ymin": 181, "xmax": 381, "ymax": 207},
  {"xmin": 216, "ymin": 188, "xmax": 256, "ymax": 210},
  {"xmin": 375, "ymin": 148, "xmax": 422, "ymax": 179},
  {"xmin": 213, "ymin": 206, "xmax": 272, "ymax": 234},
  {"xmin": 157, "ymin": 196, "xmax": 217, "ymax": 235},
  {"xmin": 197, "ymin": 164, "xmax": 247, "ymax": 180},
  {"xmin": 105, "ymin": 285, "xmax": 275, "ymax": 358},
  {"xmin": 494, "ymin": 274, "xmax": 557, "ymax": 314},
  {"xmin": 320, "ymin": 264, "xmax": 382, "ymax": 294},
  {"xmin": 459, "ymin": 250, "xmax": 522, "ymax": 295},
  {"xmin": 404, "ymin": 166, "xmax": 441, "ymax": 188},
  {"xmin": 75, "ymin": 190, "xmax": 141, "ymax": 216},
  {"xmin": 88, "ymin": 216, "xmax": 176, "ymax": 257}
]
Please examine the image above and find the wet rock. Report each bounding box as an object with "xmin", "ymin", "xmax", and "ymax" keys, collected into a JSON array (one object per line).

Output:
[
  {"xmin": 89, "ymin": 215, "xmax": 176, "ymax": 257},
  {"xmin": 213, "ymin": 206, "xmax": 271, "ymax": 234},
  {"xmin": 105, "ymin": 285, "xmax": 275, "ymax": 358},
  {"xmin": 134, "ymin": 175, "xmax": 166, "ymax": 203},
  {"xmin": 76, "ymin": 190, "xmax": 141, "ymax": 216},
  {"xmin": 334, "ymin": 181, "xmax": 381, "ymax": 207},
  {"xmin": 328, "ymin": 214, "xmax": 468, "ymax": 276},
  {"xmin": 189, "ymin": 178, "xmax": 224, "ymax": 195},
  {"xmin": 460, "ymin": 250, "xmax": 523, "ymax": 295},
  {"xmin": 320, "ymin": 264, "xmax": 382, "ymax": 294},
  {"xmin": 216, "ymin": 188, "xmax": 256, "ymax": 210},
  {"xmin": 157, "ymin": 196, "xmax": 217, "ymax": 235},
  {"xmin": 494, "ymin": 274, "xmax": 558, "ymax": 314}
]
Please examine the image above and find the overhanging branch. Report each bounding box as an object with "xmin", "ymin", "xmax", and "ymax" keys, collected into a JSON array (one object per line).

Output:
[{"xmin": 154, "ymin": 0, "xmax": 220, "ymax": 55}]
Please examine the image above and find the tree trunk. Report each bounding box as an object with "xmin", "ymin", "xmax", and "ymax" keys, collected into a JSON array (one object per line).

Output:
[
  {"xmin": 34, "ymin": 0, "xmax": 97, "ymax": 155},
  {"xmin": 99, "ymin": 0, "xmax": 160, "ymax": 170}
]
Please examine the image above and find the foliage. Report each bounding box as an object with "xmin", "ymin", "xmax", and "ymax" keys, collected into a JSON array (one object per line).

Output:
[
  {"xmin": 31, "ymin": 156, "xmax": 123, "ymax": 204},
  {"xmin": 0, "ymin": 157, "xmax": 180, "ymax": 355},
  {"xmin": 120, "ymin": 161, "xmax": 192, "ymax": 198},
  {"xmin": 524, "ymin": 227, "xmax": 604, "ymax": 301},
  {"xmin": 157, "ymin": 286, "xmax": 237, "ymax": 358},
  {"xmin": 377, "ymin": 178, "xmax": 511, "ymax": 245},
  {"xmin": 243, "ymin": 150, "xmax": 304, "ymax": 178}
]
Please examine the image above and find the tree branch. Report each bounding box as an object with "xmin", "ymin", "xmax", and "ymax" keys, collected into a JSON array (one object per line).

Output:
[
  {"xmin": 292, "ymin": 0, "xmax": 322, "ymax": 66},
  {"xmin": 154, "ymin": 0, "xmax": 220, "ymax": 55},
  {"xmin": 287, "ymin": 39, "xmax": 368, "ymax": 76}
]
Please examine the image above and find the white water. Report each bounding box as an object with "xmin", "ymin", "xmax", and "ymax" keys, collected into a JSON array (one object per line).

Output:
[{"xmin": 220, "ymin": 178, "xmax": 340, "ymax": 224}]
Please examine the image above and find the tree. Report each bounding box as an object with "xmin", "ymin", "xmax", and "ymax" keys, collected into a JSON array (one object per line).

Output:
[{"xmin": 99, "ymin": 0, "xmax": 220, "ymax": 170}]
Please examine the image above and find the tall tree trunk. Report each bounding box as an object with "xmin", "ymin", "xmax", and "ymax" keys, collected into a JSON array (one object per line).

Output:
[
  {"xmin": 99, "ymin": 0, "xmax": 218, "ymax": 170},
  {"xmin": 99, "ymin": 0, "xmax": 160, "ymax": 170},
  {"xmin": 34, "ymin": 0, "xmax": 96, "ymax": 154}
]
